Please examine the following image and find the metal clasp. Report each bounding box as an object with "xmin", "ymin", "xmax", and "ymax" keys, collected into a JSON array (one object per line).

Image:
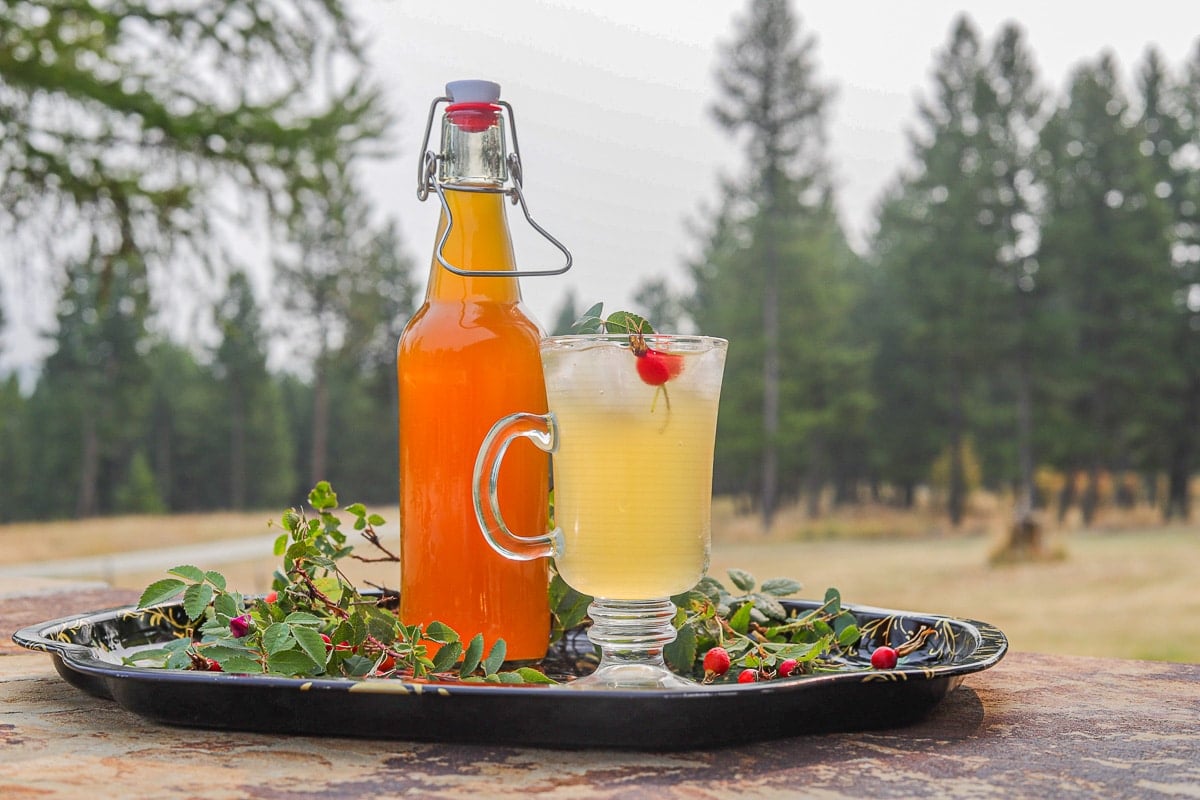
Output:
[{"xmin": 416, "ymin": 96, "xmax": 572, "ymax": 278}]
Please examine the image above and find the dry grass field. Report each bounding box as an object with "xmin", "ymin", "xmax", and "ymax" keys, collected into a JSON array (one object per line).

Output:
[{"xmin": 2, "ymin": 498, "xmax": 1198, "ymax": 663}]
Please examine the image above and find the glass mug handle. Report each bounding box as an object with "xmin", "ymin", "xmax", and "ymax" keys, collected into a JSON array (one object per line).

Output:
[{"xmin": 472, "ymin": 411, "xmax": 564, "ymax": 561}]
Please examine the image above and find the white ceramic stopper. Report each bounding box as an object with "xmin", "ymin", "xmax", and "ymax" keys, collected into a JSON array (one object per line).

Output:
[{"xmin": 445, "ymin": 80, "xmax": 501, "ymax": 103}]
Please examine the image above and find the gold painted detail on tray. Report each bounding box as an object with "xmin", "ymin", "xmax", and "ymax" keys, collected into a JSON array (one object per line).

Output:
[
  {"xmin": 861, "ymin": 671, "xmax": 909, "ymax": 683},
  {"xmin": 299, "ymin": 682, "xmax": 313, "ymax": 691},
  {"xmin": 348, "ymin": 681, "xmax": 412, "ymax": 695}
]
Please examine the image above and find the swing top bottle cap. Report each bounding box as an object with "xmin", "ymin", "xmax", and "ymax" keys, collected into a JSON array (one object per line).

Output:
[
  {"xmin": 446, "ymin": 79, "xmax": 501, "ymax": 104},
  {"xmin": 445, "ymin": 80, "xmax": 502, "ymax": 133}
]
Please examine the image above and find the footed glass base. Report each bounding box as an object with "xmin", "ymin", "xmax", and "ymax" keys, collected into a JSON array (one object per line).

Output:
[{"xmin": 568, "ymin": 597, "xmax": 697, "ymax": 690}]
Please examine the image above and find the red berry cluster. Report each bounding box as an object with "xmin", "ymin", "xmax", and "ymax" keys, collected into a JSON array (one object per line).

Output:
[{"xmin": 701, "ymin": 647, "xmax": 803, "ymax": 685}]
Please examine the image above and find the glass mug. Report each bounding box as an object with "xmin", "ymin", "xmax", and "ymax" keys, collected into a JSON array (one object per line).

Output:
[{"xmin": 473, "ymin": 333, "xmax": 727, "ymax": 688}]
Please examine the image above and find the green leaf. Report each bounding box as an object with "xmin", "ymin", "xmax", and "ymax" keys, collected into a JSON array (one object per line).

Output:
[
  {"xmin": 165, "ymin": 648, "xmax": 194, "ymax": 670},
  {"xmin": 571, "ymin": 302, "xmax": 605, "ymax": 333},
  {"xmin": 292, "ymin": 625, "xmax": 329, "ymax": 667},
  {"xmin": 728, "ymin": 568, "xmax": 756, "ymax": 592},
  {"xmin": 273, "ymin": 533, "xmax": 288, "ymax": 556},
  {"xmin": 122, "ymin": 647, "xmax": 171, "ymax": 666},
  {"xmin": 216, "ymin": 656, "xmax": 263, "ymax": 674},
  {"xmin": 365, "ymin": 608, "xmax": 397, "ymax": 645},
  {"xmin": 307, "ymin": 481, "xmax": 338, "ymax": 511},
  {"xmin": 604, "ymin": 310, "xmax": 652, "ymax": 334},
  {"xmin": 431, "ymin": 640, "xmax": 463, "ymax": 673},
  {"xmin": 750, "ymin": 593, "xmax": 787, "ymax": 621},
  {"xmin": 168, "ymin": 565, "xmax": 206, "ymax": 583},
  {"xmin": 729, "ymin": 600, "xmax": 754, "ymax": 634},
  {"xmin": 760, "ymin": 577, "xmax": 802, "ymax": 597},
  {"xmin": 284, "ymin": 611, "xmax": 324, "ymax": 627},
  {"xmin": 481, "ymin": 639, "xmax": 506, "ymax": 676},
  {"xmin": 459, "ymin": 633, "xmax": 484, "ymax": 677},
  {"xmin": 692, "ymin": 576, "xmax": 725, "ymax": 604},
  {"xmin": 182, "ymin": 582, "xmax": 214, "ymax": 620},
  {"xmin": 664, "ymin": 622, "xmax": 697, "ymax": 674},
  {"xmin": 214, "ymin": 593, "xmax": 239, "ymax": 619},
  {"xmin": 262, "ymin": 623, "xmax": 294, "ymax": 654},
  {"xmin": 138, "ymin": 578, "xmax": 186, "ymax": 608},
  {"xmin": 424, "ymin": 621, "xmax": 459, "ymax": 644},
  {"xmin": 367, "ymin": 514, "xmax": 386, "ymax": 526},
  {"xmin": 824, "ymin": 587, "xmax": 842, "ymax": 613},
  {"xmin": 341, "ymin": 654, "xmax": 374, "ymax": 678},
  {"xmin": 267, "ymin": 649, "xmax": 319, "ymax": 676},
  {"xmin": 311, "ymin": 577, "xmax": 344, "ymax": 604},
  {"xmin": 511, "ymin": 666, "xmax": 556, "ymax": 686},
  {"xmin": 837, "ymin": 624, "xmax": 860, "ymax": 648},
  {"xmin": 495, "ymin": 671, "xmax": 525, "ymax": 684},
  {"xmin": 204, "ymin": 571, "xmax": 227, "ymax": 591},
  {"xmin": 345, "ymin": 503, "xmax": 367, "ymax": 517},
  {"xmin": 281, "ymin": 509, "xmax": 301, "ymax": 533}
]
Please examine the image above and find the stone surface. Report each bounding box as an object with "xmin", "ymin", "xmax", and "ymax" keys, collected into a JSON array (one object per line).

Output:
[{"xmin": 3, "ymin": 588, "xmax": 1199, "ymax": 799}]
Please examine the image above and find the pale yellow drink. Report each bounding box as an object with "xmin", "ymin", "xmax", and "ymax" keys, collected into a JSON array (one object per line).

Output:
[{"xmin": 542, "ymin": 335, "xmax": 727, "ymax": 600}]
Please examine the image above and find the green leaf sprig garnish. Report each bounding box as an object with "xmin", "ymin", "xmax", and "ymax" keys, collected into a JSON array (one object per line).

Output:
[
  {"xmin": 131, "ymin": 482, "xmax": 554, "ymax": 685},
  {"xmin": 666, "ymin": 572, "xmax": 860, "ymax": 682},
  {"xmin": 570, "ymin": 302, "xmax": 653, "ymax": 336}
]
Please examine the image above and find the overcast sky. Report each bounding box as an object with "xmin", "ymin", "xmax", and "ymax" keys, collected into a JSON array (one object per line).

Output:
[{"xmin": 349, "ymin": 0, "xmax": 1200, "ymax": 329}]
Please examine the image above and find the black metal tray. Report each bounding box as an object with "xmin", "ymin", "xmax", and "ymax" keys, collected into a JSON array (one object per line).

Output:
[{"xmin": 13, "ymin": 597, "xmax": 1006, "ymax": 750}]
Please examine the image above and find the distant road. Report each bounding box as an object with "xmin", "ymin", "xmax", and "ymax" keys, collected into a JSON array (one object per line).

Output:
[{"xmin": 0, "ymin": 533, "xmax": 283, "ymax": 581}]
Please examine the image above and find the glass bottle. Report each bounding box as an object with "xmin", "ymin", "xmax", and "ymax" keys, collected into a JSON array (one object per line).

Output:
[{"xmin": 397, "ymin": 80, "xmax": 569, "ymax": 661}]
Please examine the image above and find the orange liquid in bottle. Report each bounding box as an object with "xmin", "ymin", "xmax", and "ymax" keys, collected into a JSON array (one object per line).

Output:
[{"xmin": 397, "ymin": 186, "xmax": 550, "ymax": 661}]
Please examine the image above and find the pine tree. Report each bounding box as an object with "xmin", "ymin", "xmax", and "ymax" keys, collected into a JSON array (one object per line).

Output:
[
  {"xmin": 1037, "ymin": 54, "xmax": 1177, "ymax": 525},
  {"xmin": 0, "ymin": 0, "xmax": 385, "ymax": 293},
  {"xmin": 214, "ymin": 271, "xmax": 295, "ymax": 509},
  {"xmin": 693, "ymin": 0, "xmax": 866, "ymax": 525},
  {"xmin": 1140, "ymin": 45, "xmax": 1200, "ymax": 520},
  {"xmin": 868, "ymin": 17, "xmax": 1018, "ymax": 525},
  {"xmin": 277, "ymin": 179, "xmax": 416, "ymax": 497},
  {"xmin": 30, "ymin": 252, "xmax": 152, "ymax": 516}
]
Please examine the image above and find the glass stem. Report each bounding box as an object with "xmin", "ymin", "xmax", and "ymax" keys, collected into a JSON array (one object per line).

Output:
[{"xmin": 586, "ymin": 598, "xmax": 677, "ymax": 670}]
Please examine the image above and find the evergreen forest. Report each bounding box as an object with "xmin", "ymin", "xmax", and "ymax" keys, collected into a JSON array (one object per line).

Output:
[{"xmin": 1, "ymin": 1, "xmax": 1197, "ymax": 528}]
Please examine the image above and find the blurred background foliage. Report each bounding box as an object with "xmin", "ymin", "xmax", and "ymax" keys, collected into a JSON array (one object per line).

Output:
[{"xmin": 0, "ymin": 0, "xmax": 1197, "ymax": 533}]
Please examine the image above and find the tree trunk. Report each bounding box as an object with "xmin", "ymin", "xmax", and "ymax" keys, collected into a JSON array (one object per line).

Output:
[
  {"xmin": 948, "ymin": 371, "xmax": 966, "ymax": 527},
  {"xmin": 1014, "ymin": 325, "xmax": 1036, "ymax": 523},
  {"xmin": 76, "ymin": 414, "xmax": 100, "ymax": 518},
  {"xmin": 803, "ymin": 441, "xmax": 823, "ymax": 519},
  {"xmin": 760, "ymin": 224, "xmax": 780, "ymax": 531},
  {"xmin": 310, "ymin": 359, "xmax": 330, "ymax": 487},
  {"xmin": 154, "ymin": 401, "xmax": 172, "ymax": 508},
  {"xmin": 1164, "ymin": 375, "xmax": 1198, "ymax": 521},
  {"xmin": 229, "ymin": 388, "xmax": 247, "ymax": 510},
  {"xmin": 1081, "ymin": 464, "xmax": 1101, "ymax": 527},
  {"xmin": 1057, "ymin": 471, "xmax": 1076, "ymax": 523}
]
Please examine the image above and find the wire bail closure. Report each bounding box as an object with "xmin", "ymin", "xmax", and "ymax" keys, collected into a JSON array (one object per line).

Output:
[{"xmin": 416, "ymin": 96, "xmax": 572, "ymax": 278}]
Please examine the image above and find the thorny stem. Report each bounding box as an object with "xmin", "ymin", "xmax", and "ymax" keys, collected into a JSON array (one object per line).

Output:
[
  {"xmin": 350, "ymin": 523, "xmax": 400, "ymax": 563},
  {"xmin": 289, "ymin": 563, "xmax": 350, "ymax": 619}
]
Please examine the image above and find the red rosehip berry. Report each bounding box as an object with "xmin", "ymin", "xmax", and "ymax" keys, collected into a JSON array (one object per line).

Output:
[
  {"xmin": 871, "ymin": 646, "xmax": 899, "ymax": 670},
  {"xmin": 206, "ymin": 658, "xmax": 222, "ymax": 672},
  {"xmin": 777, "ymin": 658, "xmax": 799, "ymax": 678},
  {"xmin": 634, "ymin": 348, "xmax": 684, "ymax": 386},
  {"xmin": 737, "ymin": 668, "xmax": 758, "ymax": 684},
  {"xmin": 321, "ymin": 633, "xmax": 333, "ymax": 651},
  {"xmin": 376, "ymin": 655, "xmax": 396, "ymax": 674},
  {"xmin": 264, "ymin": 591, "xmax": 278, "ymax": 603},
  {"xmin": 702, "ymin": 646, "xmax": 731, "ymax": 679},
  {"xmin": 334, "ymin": 640, "xmax": 353, "ymax": 653},
  {"xmin": 229, "ymin": 614, "xmax": 251, "ymax": 638}
]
